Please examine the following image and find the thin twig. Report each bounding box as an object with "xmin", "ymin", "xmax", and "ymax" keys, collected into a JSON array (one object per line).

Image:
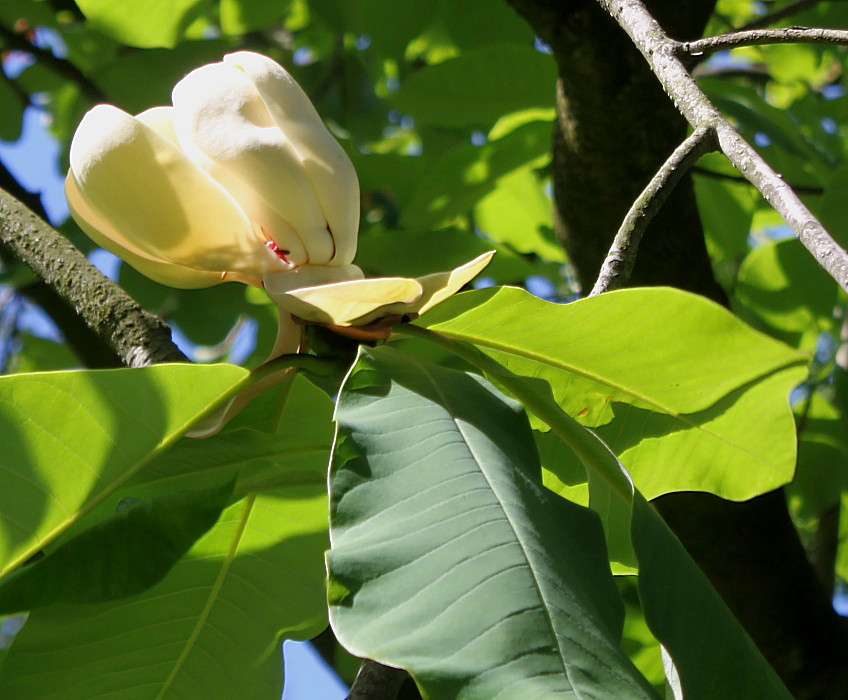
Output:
[
  {"xmin": 692, "ymin": 166, "xmax": 825, "ymax": 196},
  {"xmin": 0, "ymin": 23, "xmax": 104, "ymax": 103},
  {"xmin": 347, "ymin": 659, "xmax": 407, "ymax": 700},
  {"xmin": 681, "ymin": 26, "xmax": 848, "ymax": 56},
  {"xmin": 590, "ymin": 126, "xmax": 717, "ymax": 296},
  {"xmin": 739, "ymin": 0, "xmax": 827, "ymax": 31},
  {"xmin": 0, "ymin": 187, "xmax": 187, "ymax": 367},
  {"xmin": 595, "ymin": 0, "xmax": 848, "ymax": 293}
]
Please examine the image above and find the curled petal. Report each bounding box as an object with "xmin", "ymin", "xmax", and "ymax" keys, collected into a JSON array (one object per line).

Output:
[
  {"xmin": 271, "ymin": 277, "xmax": 423, "ymax": 326},
  {"xmin": 407, "ymin": 251, "xmax": 496, "ymax": 315},
  {"xmin": 268, "ymin": 252, "xmax": 495, "ymax": 327},
  {"xmin": 224, "ymin": 52, "xmax": 360, "ymax": 265},
  {"xmin": 172, "ymin": 61, "xmax": 338, "ymax": 266},
  {"xmin": 68, "ymin": 104, "xmax": 285, "ymax": 281}
]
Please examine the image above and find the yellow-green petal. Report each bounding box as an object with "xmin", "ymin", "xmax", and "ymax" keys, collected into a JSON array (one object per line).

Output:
[{"xmin": 274, "ymin": 277, "xmax": 423, "ymax": 325}]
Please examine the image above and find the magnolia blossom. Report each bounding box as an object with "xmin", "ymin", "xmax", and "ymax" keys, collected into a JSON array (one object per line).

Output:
[{"xmin": 66, "ymin": 51, "xmax": 492, "ymax": 431}]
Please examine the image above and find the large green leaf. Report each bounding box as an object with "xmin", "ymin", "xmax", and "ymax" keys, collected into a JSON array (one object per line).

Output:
[
  {"xmin": 0, "ymin": 481, "xmax": 233, "ymax": 613},
  {"xmin": 734, "ymin": 238, "xmax": 838, "ymax": 349},
  {"xmin": 75, "ymin": 0, "xmax": 213, "ymax": 48},
  {"xmin": 328, "ymin": 346, "xmax": 656, "ymax": 699},
  {"xmin": 0, "ymin": 488, "xmax": 328, "ymax": 699},
  {"xmin": 399, "ymin": 329, "xmax": 792, "ymax": 699},
  {"xmin": 391, "ymin": 45, "xmax": 556, "ymax": 128},
  {"xmin": 0, "ymin": 364, "xmax": 247, "ymax": 577},
  {"xmin": 126, "ymin": 374, "xmax": 335, "ymax": 495},
  {"xmin": 419, "ymin": 286, "xmax": 806, "ymax": 500}
]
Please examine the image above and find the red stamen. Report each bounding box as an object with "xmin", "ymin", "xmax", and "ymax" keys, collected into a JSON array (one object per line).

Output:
[{"xmin": 265, "ymin": 240, "xmax": 291, "ymax": 265}]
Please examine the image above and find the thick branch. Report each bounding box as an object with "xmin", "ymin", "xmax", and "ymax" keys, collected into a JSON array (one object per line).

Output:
[
  {"xmin": 596, "ymin": 0, "xmax": 848, "ymax": 294},
  {"xmin": 347, "ymin": 660, "xmax": 407, "ymax": 700},
  {"xmin": 590, "ymin": 125, "xmax": 717, "ymax": 295},
  {"xmin": 0, "ymin": 188, "xmax": 187, "ymax": 367},
  {"xmin": 681, "ymin": 26, "xmax": 848, "ymax": 55}
]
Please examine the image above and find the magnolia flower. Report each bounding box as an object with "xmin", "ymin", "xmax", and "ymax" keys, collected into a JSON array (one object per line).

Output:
[{"xmin": 66, "ymin": 51, "xmax": 493, "ymax": 432}]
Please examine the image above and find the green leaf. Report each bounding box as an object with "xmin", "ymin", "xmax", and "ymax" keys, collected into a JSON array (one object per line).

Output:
[
  {"xmin": 126, "ymin": 374, "xmax": 334, "ymax": 495},
  {"xmin": 392, "ymin": 45, "xmax": 556, "ymax": 128},
  {"xmin": 402, "ymin": 120, "xmax": 551, "ymax": 229},
  {"xmin": 0, "ymin": 489, "xmax": 328, "ymax": 699},
  {"xmin": 474, "ymin": 167, "xmax": 565, "ymax": 262},
  {"xmin": 399, "ymin": 329, "xmax": 792, "ymax": 699},
  {"xmin": 418, "ymin": 287, "xmax": 805, "ymax": 500},
  {"xmin": 693, "ymin": 162, "xmax": 757, "ymax": 263},
  {"xmin": 219, "ymin": 0, "xmax": 292, "ymax": 35},
  {"xmin": 329, "ymin": 345, "xmax": 657, "ymax": 699},
  {"xmin": 0, "ymin": 481, "xmax": 233, "ymax": 613},
  {"xmin": 75, "ymin": 0, "xmax": 214, "ymax": 48},
  {"xmin": 734, "ymin": 238, "xmax": 838, "ymax": 349},
  {"xmin": 0, "ymin": 364, "xmax": 247, "ymax": 577}
]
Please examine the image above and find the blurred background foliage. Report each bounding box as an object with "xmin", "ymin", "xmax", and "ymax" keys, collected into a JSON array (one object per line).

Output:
[{"xmin": 2, "ymin": 0, "xmax": 848, "ymax": 688}]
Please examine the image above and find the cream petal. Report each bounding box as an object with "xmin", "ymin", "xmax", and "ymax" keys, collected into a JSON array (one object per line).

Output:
[
  {"xmin": 172, "ymin": 62, "xmax": 336, "ymax": 266},
  {"xmin": 270, "ymin": 252, "xmax": 495, "ymax": 326},
  {"xmin": 409, "ymin": 251, "xmax": 496, "ymax": 315},
  {"xmin": 263, "ymin": 263, "xmax": 364, "ymax": 297},
  {"xmin": 272, "ymin": 277, "xmax": 424, "ymax": 326},
  {"xmin": 224, "ymin": 51, "xmax": 360, "ymax": 265},
  {"xmin": 66, "ymin": 173, "xmax": 227, "ymax": 289},
  {"xmin": 69, "ymin": 104, "xmax": 286, "ymax": 279}
]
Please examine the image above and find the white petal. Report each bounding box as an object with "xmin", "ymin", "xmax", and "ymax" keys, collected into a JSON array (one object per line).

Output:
[
  {"xmin": 172, "ymin": 61, "xmax": 337, "ymax": 265},
  {"xmin": 224, "ymin": 52, "xmax": 360, "ymax": 265},
  {"xmin": 66, "ymin": 173, "xmax": 228, "ymax": 288},
  {"xmin": 69, "ymin": 104, "xmax": 286, "ymax": 280}
]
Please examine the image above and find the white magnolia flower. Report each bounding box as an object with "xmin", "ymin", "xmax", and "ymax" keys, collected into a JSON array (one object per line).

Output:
[{"xmin": 66, "ymin": 51, "xmax": 493, "ymax": 432}]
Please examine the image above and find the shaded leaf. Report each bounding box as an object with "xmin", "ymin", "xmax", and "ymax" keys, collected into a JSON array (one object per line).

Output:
[
  {"xmin": 0, "ymin": 481, "xmax": 233, "ymax": 612},
  {"xmin": 329, "ymin": 345, "xmax": 656, "ymax": 699}
]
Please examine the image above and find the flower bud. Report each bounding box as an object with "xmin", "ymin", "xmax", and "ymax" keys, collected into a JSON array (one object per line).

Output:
[{"xmin": 66, "ymin": 51, "xmax": 359, "ymax": 288}]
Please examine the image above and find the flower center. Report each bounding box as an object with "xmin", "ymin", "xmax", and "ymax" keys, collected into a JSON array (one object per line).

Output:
[{"xmin": 265, "ymin": 240, "xmax": 292, "ymax": 265}]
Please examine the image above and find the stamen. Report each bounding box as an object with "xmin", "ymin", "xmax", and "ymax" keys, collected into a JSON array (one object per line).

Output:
[
  {"xmin": 265, "ymin": 240, "xmax": 292, "ymax": 265},
  {"xmin": 221, "ymin": 271, "xmax": 229, "ymax": 280}
]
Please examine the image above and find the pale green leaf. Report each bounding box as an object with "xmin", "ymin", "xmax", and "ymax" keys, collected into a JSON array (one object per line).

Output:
[
  {"xmin": 0, "ymin": 364, "xmax": 247, "ymax": 577},
  {"xmin": 0, "ymin": 488, "xmax": 328, "ymax": 699},
  {"xmin": 75, "ymin": 0, "xmax": 213, "ymax": 48},
  {"xmin": 474, "ymin": 167, "xmax": 565, "ymax": 262}
]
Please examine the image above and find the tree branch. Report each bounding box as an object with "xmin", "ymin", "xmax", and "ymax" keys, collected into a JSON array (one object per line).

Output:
[
  {"xmin": 347, "ymin": 659, "xmax": 407, "ymax": 700},
  {"xmin": 681, "ymin": 26, "xmax": 848, "ymax": 56},
  {"xmin": 596, "ymin": 0, "xmax": 848, "ymax": 294},
  {"xmin": 738, "ymin": 0, "xmax": 827, "ymax": 31},
  {"xmin": 0, "ymin": 188, "xmax": 187, "ymax": 367},
  {"xmin": 590, "ymin": 125, "xmax": 717, "ymax": 296},
  {"xmin": 0, "ymin": 23, "xmax": 104, "ymax": 103}
]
